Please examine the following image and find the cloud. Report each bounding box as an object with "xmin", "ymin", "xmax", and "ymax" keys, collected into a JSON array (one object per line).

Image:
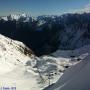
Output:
[
  {"xmin": 66, "ymin": 3, "xmax": 90, "ymax": 14},
  {"xmin": 85, "ymin": 3, "xmax": 90, "ymax": 8}
]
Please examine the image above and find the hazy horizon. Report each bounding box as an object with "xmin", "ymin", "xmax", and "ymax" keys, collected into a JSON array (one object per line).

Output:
[{"xmin": 0, "ymin": 0, "xmax": 90, "ymax": 16}]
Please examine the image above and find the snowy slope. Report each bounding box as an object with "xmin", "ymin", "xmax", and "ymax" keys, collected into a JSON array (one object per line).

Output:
[
  {"xmin": 44, "ymin": 46, "xmax": 90, "ymax": 90},
  {"xmin": 0, "ymin": 34, "xmax": 40, "ymax": 90},
  {"xmin": 52, "ymin": 45, "xmax": 90, "ymax": 58},
  {"xmin": 0, "ymin": 34, "xmax": 89, "ymax": 90}
]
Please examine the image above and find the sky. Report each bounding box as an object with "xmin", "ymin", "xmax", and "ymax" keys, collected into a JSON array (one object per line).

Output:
[{"xmin": 0, "ymin": 0, "xmax": 90, "ymax": 16}]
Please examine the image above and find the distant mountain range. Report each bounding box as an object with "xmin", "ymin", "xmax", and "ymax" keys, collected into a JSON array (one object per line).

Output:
[{"xmin": 0, "ymin": 13, "xmax": 90, "ymax": 56}]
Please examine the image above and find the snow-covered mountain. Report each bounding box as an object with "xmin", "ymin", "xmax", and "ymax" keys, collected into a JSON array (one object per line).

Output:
[
  {"xmin": 0, "ymin": 13, "xmax": 31, "ymax": 22},
  {"xmin": 0, "ymin": 34, "xmax": 75, "ymax": 90},
  {"xmin": 0, "ymin": 34, "xmax": 89, "ymax": 90}
]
